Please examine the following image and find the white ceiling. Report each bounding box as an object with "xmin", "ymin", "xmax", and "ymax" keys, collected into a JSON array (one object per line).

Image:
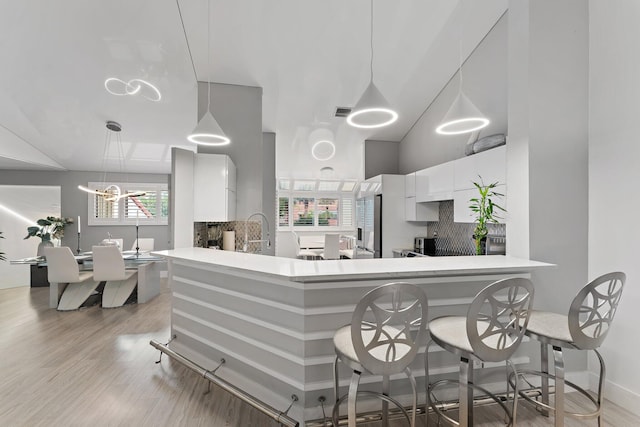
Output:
[{"xmin": 0, "ymin": 0, "xmax": 507, "ymax": 177}]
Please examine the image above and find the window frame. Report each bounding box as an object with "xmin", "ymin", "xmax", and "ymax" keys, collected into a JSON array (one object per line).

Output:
[
  {"xmin": 277, "ymin": 191, "xmax": 355, "ymax": 231},
  {"xmin": 86, "ymin": 181, "xmax": 169, "ymax": 226}
]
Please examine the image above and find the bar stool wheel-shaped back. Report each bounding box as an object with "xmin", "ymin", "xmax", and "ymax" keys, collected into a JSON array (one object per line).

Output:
[
  {"xmin": 512, "ymin": 271, "xmax": 626, "ymax": 426},
  {"xmin": 427, "ymin": 277, "xmax": 535, "ymax": 427},
  {"xmin": 332, "ymin": 282, "xmax": 428, "ymax": 427}
]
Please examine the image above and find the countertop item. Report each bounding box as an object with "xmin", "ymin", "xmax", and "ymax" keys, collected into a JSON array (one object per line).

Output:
[{"xmin": 222, "ymin": 230, "xmax": 235, "ymax": 251}]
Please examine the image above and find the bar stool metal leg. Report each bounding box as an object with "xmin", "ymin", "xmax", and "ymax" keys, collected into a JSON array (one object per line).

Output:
[
  {"xmin": 459, "ymin": 356, "xmax": 474, "ymax": 427},
  {"xmin": 541, "ymin": 342, "xmax": 550, "ymax": 417},
  {"xmin": 553, "ymin": 346, "xmax": 565, "ymax": 427},
  {"xmin": 348, "ymin": 371, "xmax": 361, "ymax": 427}
]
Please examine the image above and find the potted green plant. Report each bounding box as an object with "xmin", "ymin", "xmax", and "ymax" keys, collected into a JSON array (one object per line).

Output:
[
  {"xmin": 24, "ymin": 216, "xmax": 74, "ymax": 256},
  {"xmin": 469, "ymin": 176, "xmax": 506, "ymax": 255}
]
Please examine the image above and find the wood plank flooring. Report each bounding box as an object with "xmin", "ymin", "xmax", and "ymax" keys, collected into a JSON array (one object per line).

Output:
[{"xmin": 0, "ymin": 284, "xmax": 638, "ymax": 426}]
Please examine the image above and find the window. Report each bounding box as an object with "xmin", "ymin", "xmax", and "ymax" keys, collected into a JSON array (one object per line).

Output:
[
  {"xmin": 277, "ymin": 178, "xmax": 357, "ymax": 230},
  {"xmin": 278, "ymin": 197, "xmax": 289, "ymax": 227},
  {"xmin": 86, "ymin": 182, "xmax": 169, "ymax": 226},
  {"xmin": 277, "ymin": 195, "xmax": 355, "ymax": 229},
  {"xmin": 317, "ymin": 198, "xmax": 339, "ymax": 226},
  {"xmin": 292, "ymin": 197, "xmax": 314, "ymax": 226}
]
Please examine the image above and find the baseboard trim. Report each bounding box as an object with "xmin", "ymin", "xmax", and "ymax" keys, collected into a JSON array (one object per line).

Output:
[{"xmin": 590, "ymin": 372, "xmax": 640, "ymax": 417}]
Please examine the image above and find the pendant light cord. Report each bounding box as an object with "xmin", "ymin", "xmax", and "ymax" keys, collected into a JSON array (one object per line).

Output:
[
  {"xmin": 175, "ymin": 0, "xmax": 198, "ymax": 83},
  {"xmin": 370, "ymin": 0, "xmax": 374, "ymax": 82},
  {"xmin": 206, "ymin": 0, "xmax": 211, "ymax": 114}
]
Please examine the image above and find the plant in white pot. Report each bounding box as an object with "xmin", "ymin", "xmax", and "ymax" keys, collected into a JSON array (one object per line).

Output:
[
  {"xmin": 24, "ymin": 216, "xmax": 74, "ymax": 256},
  {"xmin": 469, "ymin": 176, "xmax": 505, "ymax": 255}
]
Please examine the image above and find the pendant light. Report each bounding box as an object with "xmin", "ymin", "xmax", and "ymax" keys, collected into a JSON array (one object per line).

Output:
[
  {"xmin": 435, "ymin": 36, "xmax": 489, "ymax": 135},
  {"xmin": 78, "ymin": 121, "xmax": 145, "ymax": 201},
  {"xmin": 187, "ymin": 0, "xmax": 230, "ymax": 146},
  {"xmin": 346, "ymin": 0, "xmax": 398, "ymax": 129}
]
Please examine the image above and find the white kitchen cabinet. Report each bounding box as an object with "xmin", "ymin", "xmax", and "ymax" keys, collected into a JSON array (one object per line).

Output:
[
  {"xmin": 405, "ymin": 172, "xmax": 416, "ymax": 198},
  {"xmin": 415, "ymin": 161, "xmax": 454, "ymax": 202},
  {"xmin": 453, "ymin": 184, "xmax": 507, "ymax": 223},
  {"xmin": 405, "ymin": 196, "xmax": 439, "ymax": 222},
  {"xmin": 454, "ymin": 145, "xmax": 506, "ymax": 190},
  {"xmin": 193, "ymin": 154, "xmax": 237, "ymax": 222}
]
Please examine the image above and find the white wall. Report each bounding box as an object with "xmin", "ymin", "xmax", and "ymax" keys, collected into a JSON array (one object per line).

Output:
[
  {"xmin": 0, "ymin": 185, "xmax": 60, "ymax": 289},
  {"xmin": 196, "ymin": 82, "xmax": 264, "ymax": 220},
  {"xmin": 589, "ymin": 0, "xmax": 640, "ymax": 414},
  {"xmin": 364, "ymin": 140, "xmax": 399, "ymax": 179},
  {"xmin": 398, "ymin": 13, "xmax": 508, "ymax": 173}
]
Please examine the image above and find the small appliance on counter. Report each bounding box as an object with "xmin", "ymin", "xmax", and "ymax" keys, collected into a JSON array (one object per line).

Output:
[
  {"xmin": 485, "ymin": 235, "xmax": 506, "ymax": 255},
  {"xmin": 414, "ymin": 237, "xmax": 436, "ymax": 256}
]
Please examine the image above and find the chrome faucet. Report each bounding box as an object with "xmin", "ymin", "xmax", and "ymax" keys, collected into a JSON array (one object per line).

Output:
[{"xmin": 243, "ymin": 212, "xmax": 271, "ymax": 253}]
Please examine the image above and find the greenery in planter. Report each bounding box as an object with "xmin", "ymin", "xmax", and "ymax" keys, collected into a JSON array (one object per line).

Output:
[
  {"xmin": 0, "ymin": 231, "xmax": 5, "ymax": 261},
  {"xmin": 469, "ymin": 176, "xmax": 506, "ymax": 255},
  {"xmin": 24, "ymin": 216, "xmax": 74, "ymax": 242}
]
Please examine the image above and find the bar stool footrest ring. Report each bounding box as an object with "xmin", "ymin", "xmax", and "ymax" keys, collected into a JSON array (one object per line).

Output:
[
  {"xmin": 508, "ymin": 369, "xmax": 601, "ymax": 420},
  {"xmin": 428, "ymin": 379, "xmax": 515, "ymax": 427}
]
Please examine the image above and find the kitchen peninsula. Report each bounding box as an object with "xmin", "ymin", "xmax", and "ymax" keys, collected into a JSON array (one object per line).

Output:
[{"xmin": 152, "ymin": 247, "xmax": 551, "ymax": 425}]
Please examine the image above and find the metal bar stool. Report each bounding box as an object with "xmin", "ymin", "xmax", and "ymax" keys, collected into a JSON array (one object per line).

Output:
[
  {"xmin": 332, "ymin": 282, "xmax": 429, "ymax": 427},
  {"xmin": 510, "ymin": 271, "xmax": 625, "ymax": 426},
  {"xmin": 427, "ymin": 277, "xmax": 535, "ymax": 426}
]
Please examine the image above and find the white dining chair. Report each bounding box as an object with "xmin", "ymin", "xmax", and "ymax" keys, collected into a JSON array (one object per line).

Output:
[
  {"xmin": 131, "ymin": 237, "xmax": 154, "ymax": 252},
  {"xmin": 291, "ymin": 231, "xmax": 320, "ymax": 259},
  {"xmin": 45, "ymin": 246, "xmax": 99, "ymax": 311},
  {"xmin": 321, "ymin": 233, "xmax": 341, "ymax": 260},
  {"xmin": 92, "ymin": 245, "xmax": 138, "ymax": 308}
]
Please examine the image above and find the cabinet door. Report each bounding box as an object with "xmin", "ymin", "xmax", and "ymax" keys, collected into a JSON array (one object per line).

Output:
[
  {"xmin": 405, "ymin": 173, "xmax": 416, "ymax": 198},
  {"xmin": 194, "ymin": 154, "xmax": 232, "ymax": 221},
  {"xmin": 454, "ymin": 185, "xmax": 507, "ymax": 223},
  {"xmin": 454, "ymin": 145, "xmax": 506, "ymax": 190},
  {"xmin": 226, "ymin": 157, "xmax": 237, "ymax": 191},
  {"xmin": 405, "ymin": 197, "xmax": 417, "ymax": 221},
  {"xmin": 405, "ymin": 197, "xmax": 439, "ymax": 222},
  {"xmin": 415, "ymin": 162, "xmax": 454, "ymax": 202}
]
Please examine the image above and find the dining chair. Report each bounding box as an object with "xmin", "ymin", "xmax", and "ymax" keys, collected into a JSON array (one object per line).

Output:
[
  {"xmin": 92, "ymin": 245, "xmax": 138, "ymax": 308},
  {"xmin": 291, "ymin": 231, "xmax": 320, "ymax": 259},
  {"xmin": 332, "ymin": 282, "xmax": 429, "ymax": 427},
  {"xmin": 131, "ymin": 237, "xmax": 154, "ymax": 252},
  {"xmin": 45, "ymin": 246, "xmax": 99, "ymax": 311},
  {"xmin": 511, "ymin": 271, "xmax": 625, "ymax": 427},
  {"xmin": 427, "ymin": 277, "xmax": 535, "ymax": 426},
  {"xmin": 321, "ymin": 233, "xmax": 341, "ymax": 260}
]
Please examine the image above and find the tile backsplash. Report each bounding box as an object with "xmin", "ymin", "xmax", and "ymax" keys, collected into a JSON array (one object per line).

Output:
[
  {"xmin": 194, "ymin": 221, "xmax": 263, "ymax": 252},
  {"xmin": 426, "ymin": 200, "xmax": 506, "ymax": 255}
]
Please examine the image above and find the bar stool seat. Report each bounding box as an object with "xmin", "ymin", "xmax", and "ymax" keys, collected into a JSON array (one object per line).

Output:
[
  {"xmin": 332, "ymin": 282, "xmax": 428, "ymax": 427},
  {"xmin": 511, "ymin": 271, "xmax": 626, "ymax": 427},
  {"xmin": 427, "ymin": 277, "xmax": 535, "ymax": 427}
]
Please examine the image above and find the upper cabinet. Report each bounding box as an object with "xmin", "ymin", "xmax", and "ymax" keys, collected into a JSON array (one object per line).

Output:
[
  {"xmin": 405, "ymin": 172, "xmax": 416, "ymax": 198},
  {"xmin": 193, "ymin": 154, "xmax": 237, "ymax": 222},
  {"xmin": 454, "ymin": 145, "xmax": 506, "ymax": 190},
  {"xmin": 453, "ymin": 146, "xmax": 507, "ymax": 223},
  {"xmin": 415, "ymin": 161, "xmax": 454, "ymax": 202}
]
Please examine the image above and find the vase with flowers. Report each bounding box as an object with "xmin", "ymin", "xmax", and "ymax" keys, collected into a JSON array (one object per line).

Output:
[{"xmin": 24, "ymin": 216, "xmax": 74, "ymax": 256}]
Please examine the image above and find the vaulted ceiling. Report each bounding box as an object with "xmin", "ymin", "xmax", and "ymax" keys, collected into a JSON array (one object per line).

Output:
[{"xmin": 0, "ymin": 0, "xmax": 507, "ymax": 178}]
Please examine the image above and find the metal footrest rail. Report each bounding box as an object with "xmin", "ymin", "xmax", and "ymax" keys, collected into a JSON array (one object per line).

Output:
[
  {"xmin": 150, "ymin": 339, "xmax": 299, "ymax": 427},
  {"xmin": 305, "ymin": 386, "xmax": 554, "ymax": 427}
]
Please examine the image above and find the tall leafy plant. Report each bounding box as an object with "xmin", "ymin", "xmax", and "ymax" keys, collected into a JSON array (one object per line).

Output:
[
  {"xmin": 469, "ymin": 176, "xmax": 506, "ymax": 255},
  {"xmin": 24, "ymin": 216, "xmax": 74, "ymax": 242}
]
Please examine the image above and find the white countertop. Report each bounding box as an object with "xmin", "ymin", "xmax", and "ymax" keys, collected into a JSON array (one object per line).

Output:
[{"xmin": 152, "ymin": 247, "xmax": 553, "ymax": 282}]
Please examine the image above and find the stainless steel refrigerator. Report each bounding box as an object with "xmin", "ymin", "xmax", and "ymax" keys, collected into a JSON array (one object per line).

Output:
[{"xmin": 355, "ymin": 194, "xmax": 382, "ymax": 258}]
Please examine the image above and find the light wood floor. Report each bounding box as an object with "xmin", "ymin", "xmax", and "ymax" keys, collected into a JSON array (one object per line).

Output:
[{"xmin": 0, "ymin": 285, "xmax": 638, "ymax": 427}]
